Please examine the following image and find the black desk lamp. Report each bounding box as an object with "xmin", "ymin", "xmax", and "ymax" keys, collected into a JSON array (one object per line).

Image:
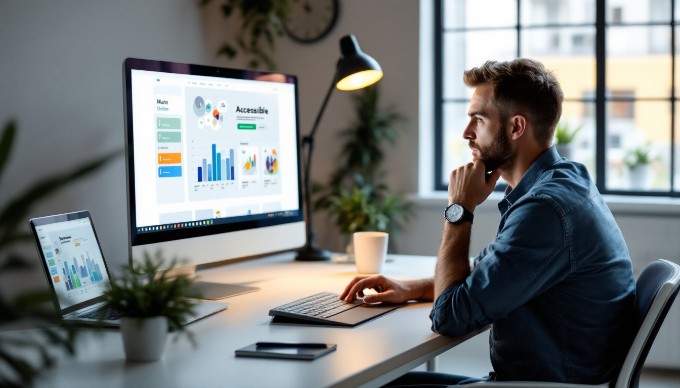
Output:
[{"xmin": 295, "ymin": 35, "xmax": 384, "ymax": 261}]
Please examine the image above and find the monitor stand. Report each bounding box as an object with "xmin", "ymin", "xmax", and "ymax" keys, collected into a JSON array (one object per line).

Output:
[
  {"xmin": 189, "ymin": 281, "xmax": 259, "ymax": 300},
  {"xmin": 164, "ymin": 265, "xmax": 259, "ymax": 300}
]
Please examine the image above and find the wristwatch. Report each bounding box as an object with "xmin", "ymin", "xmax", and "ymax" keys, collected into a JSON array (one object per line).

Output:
[{"xmin": 444, "ymin": 203, "xmax": 474, "ymax": 224}]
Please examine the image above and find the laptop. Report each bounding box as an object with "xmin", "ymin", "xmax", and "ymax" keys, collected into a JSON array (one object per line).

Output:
[{"xmin": 29, "ymin": 210, "xmax": 228, "ymax": 327}]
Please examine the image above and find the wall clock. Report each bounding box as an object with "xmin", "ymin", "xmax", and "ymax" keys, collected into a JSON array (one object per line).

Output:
[{"xmin": 283, "ymin": 0, "xmax": 339, "ymax": 44}]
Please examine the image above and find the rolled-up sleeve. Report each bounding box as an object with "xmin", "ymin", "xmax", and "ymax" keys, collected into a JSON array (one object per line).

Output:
[
  {"xmin": 430, "ymin": 197, "xmax": 572, "ymax": 337},
  {"xmin": 430, "ymin": 282, "xmax": 480, "ymax": 336}
]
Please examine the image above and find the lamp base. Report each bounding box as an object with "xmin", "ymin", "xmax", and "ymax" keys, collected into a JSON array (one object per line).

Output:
[{"xmin": 295, "ymin": 244, "xmax": 332, "ymax": 261}]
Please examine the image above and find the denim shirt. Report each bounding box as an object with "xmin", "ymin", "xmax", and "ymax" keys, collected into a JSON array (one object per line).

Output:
[{"xmin": 430, "ymin": 147, "xmax": 636, "ymax": 384}]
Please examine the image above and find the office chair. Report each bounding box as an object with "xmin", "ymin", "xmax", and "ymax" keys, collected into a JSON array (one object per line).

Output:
[{"xmin": 464, "ymin": 259, "xmax": 680, "ymax": 388}]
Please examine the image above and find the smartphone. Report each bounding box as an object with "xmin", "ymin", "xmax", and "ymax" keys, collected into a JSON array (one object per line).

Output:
[{"xmin": 234, "ymin": 342, "xmax": 337, "ymax": 360}]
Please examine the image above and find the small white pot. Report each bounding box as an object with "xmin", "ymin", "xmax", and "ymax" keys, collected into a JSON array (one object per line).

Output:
[
  {"xmin": 628, "ymin": 165, "xmax": 652, "ymax": 190},
  {"xmin": 120, "ymin": 316, "xmax": 169, "ymax": 362}
]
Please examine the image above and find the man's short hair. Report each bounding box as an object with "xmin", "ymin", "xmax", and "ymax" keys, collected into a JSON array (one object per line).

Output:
[{"xmin": 463, "ymin": 58, "xmax": 564, "ymax": 145}]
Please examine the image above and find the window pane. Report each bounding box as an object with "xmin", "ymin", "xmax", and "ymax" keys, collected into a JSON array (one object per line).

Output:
[
  {"xmin": 608, "ymin": 0, "xmax": 671, "ymax": 24},
  {"xmin": 444, "ymin": 0, "xmax": 516, "ymax": 29},
  {"xmin": 606, "ymin": 101, "xmax": 671, "ymax": 191},
  {"xmin": 441, "ymin": 102, "xmax": 471, "ymax": 186},
  {"xmin": 443, "ymin": 30, "xmax": 517, "ymax": 99},
  {"xmin": 522, "ymin": 27, "xmax": 596, "ymax": 101},
  {"xmin": 607, "ymin": 26, "xmax": 671, "ymax": 99},
  {"xmin": 558, "ymin": 102, "xmax": 596, "ymax": 179},
  {"xmin": 521, "ymin": 0, "xmax": 596, "ymax": 25},
  {"xmin": 608, "ymin": 25, "xmax": 670, "ymax": 56},
  {"xmin": 522, "ymin": 27, "xmax": 595, "ymax": 57}
]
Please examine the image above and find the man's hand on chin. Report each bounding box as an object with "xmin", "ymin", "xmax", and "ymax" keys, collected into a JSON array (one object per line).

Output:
[{"xmin": 449, "ymin": 160, "xmax": 501, "ymax": 210}]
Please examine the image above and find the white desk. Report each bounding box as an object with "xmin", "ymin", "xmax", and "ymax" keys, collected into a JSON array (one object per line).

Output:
[{"xmin": 33, "ymin": 253, "xmax": 482, "ymax": 388}]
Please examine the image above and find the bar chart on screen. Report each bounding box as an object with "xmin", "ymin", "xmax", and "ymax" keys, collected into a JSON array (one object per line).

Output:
[
  {"xmin": 60, "ymin": 254, "xmax": 105, "ymax": 291},
  {"xmin": 194, "ymin": 144, "xmax": 236, "ymax": 183},
  {"xmin": 189, "ymin": 142, "xmax": 238, "ymax": 200}
]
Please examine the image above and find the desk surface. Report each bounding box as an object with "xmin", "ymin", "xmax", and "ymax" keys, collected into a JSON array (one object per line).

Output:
[{"xmin": 30, "ymin": 253, "xmax": 480, "ymax": 388}]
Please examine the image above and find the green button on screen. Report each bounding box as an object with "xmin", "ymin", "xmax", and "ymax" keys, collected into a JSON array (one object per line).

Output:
[
  {"xmin": 157, "ymin": 131, "xmax": 181, "ymax": 143},
  {"xmin": 157, "ymin": 117, "xmax": 181, "ymax": 130},
  {"xmin": 237, "ymin": 123, "xmax": 257, "ymax": 130}
]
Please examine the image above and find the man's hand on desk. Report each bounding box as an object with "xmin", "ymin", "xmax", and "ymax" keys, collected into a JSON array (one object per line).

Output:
[{"xmin": 340, "ymin": 275, "xmax": 434, "ymax": 304}]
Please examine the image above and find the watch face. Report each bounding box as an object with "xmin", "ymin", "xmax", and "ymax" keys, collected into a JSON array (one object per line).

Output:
[
  {"xmin": 445, "ymin": 204, "xmax": 463, "ymax": 222},
  {"xmin": 283, "ymin": 0, "xmax": 339, "ymax": 43}
]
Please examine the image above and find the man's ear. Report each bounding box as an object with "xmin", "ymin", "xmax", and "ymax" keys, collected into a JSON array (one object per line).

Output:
[{"xmin": 509, "ymin": 115, "xmax": 526, "ymax": 140}]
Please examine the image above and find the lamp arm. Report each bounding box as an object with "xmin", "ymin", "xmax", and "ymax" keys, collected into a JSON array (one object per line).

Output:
[
  {"xmin": 297, "ymin": 76, "xmax": 336, "ymax": 260},
  {"xmin": 307, "ymin": 75, "xmax": 337, "ymax": 142}
]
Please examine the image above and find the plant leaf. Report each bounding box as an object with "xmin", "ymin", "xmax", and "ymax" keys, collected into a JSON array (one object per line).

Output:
[
  {"xmin": 0, "ymin": 148, "xmax": 122, "ymax": 249},
  {"xmin": 0, "ymin": 120, "xmax": 16, "ymax": 178}
]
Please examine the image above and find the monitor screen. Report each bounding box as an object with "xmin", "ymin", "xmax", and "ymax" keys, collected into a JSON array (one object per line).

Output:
[{"xmin": 123, "ymin": 58, "xmax": 305, "ymax": 298}]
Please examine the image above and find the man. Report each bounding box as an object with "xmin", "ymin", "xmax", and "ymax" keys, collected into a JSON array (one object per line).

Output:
[{"xmin": 340, "ymin": 58, "xmax": 636, "ymax": 385}]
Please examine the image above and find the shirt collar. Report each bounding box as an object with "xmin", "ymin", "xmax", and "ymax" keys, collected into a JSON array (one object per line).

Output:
[{"xmin": 498, "ymin": 146, "xmax": 560, "ymax": 214}]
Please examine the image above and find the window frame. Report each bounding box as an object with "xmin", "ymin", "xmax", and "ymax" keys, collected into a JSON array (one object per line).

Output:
[{"xmin": 433, "ymin": 0, "xmax": 679, "ymax": 197}]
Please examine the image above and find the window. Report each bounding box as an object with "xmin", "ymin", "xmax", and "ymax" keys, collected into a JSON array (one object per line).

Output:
[{"xmin": 435, "ymin": 0, "xmax": 680, "ymax": 196}]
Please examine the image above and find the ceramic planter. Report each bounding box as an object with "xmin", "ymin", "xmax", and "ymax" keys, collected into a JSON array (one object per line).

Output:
[
  {"xmin": 628, "ymin": 165, "xmax": 652, "ymax": 190},
  {"xmin": 120, "ymin": 316, "xmax": 169, "ymax": 362}
]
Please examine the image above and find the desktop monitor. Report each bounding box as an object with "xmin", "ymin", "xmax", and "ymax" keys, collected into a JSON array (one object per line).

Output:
[{"xmin": 123, "ymin": 58, "xmax": 305, "ymax": 299}]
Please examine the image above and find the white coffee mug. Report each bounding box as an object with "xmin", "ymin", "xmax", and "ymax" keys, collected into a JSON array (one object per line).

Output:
[{"xmin": 353, "ymin": 231, "xmax": 389, "ymax": 273}]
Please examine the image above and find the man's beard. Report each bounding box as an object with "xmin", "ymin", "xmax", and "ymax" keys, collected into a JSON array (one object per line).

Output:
[{"xmin": 469, "ymin": 124, "xmax": 513, "ymax": 173}]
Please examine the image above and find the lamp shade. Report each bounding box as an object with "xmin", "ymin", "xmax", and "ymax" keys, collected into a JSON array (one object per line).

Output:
[{"xmin": 335, "ymin": 35, "xmax": 383, "ymax": 91}]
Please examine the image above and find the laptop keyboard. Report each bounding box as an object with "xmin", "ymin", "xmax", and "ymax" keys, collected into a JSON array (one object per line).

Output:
[
  {"xmin": 78, "ymin": 306, "xmax": 121, "ymax": 321},
  {"xmin": 270, "ymin": 292, "xmax": 363, "ymax": 319}
]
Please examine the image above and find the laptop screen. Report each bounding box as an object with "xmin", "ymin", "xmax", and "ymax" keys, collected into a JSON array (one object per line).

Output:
[{"xmin": 31, "ymin": 212, "xmax": 112, "ymax": 311}]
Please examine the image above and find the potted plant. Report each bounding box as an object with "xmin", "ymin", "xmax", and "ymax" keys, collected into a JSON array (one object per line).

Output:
[
  {"xmin": 624, "ymin": 145, "xmax": 654, "ymax": 190},
  {"xmin": 325, "ymin": 183, "xmax": 410, "ymax": 260},
  {"xmin": 554, "ymin": 121, "xmax": 582, "ymax": 159},
  {"xmin": 101, "ymin": 252, "xmax": 199, "ymax": 362},
  {"xmin": 326, "ymin": 183, "xmax": 405, "ymax": 235},
  {"xmin": 315, "ymin": 85, "xmax": 411, "ymax": 257}
]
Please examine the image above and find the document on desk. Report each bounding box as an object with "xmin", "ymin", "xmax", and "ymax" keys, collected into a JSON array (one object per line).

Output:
[{"xmin": 235, "ymin": 342, "xmax": 337, "ymax": 360}]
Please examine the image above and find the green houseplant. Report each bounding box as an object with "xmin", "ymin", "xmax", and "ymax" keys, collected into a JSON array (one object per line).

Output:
[
  {"xmin": 102, "ymin": 251, "xmax": 199, "ymax": 362},
  {"xmin": 0, "ymin": 120, "xmax": 120, "ymax": 386},
  {"xmin": 554, "ymin": 121, "xmax": 582, "ymax": 159},
  {"xmin": 315, "ymin": 85, "xmax": 411, "ymax": 255},
  {"xmin": 201, "ymin": 0, "xmax": 290, "ymax": 70},
  {"xmin": 624, "ymin": 145, "xmax": 654, "ymax": 170},
  {"xmin": 326, "ymin": 183, "xmax": 403, "ymax": 236}
]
